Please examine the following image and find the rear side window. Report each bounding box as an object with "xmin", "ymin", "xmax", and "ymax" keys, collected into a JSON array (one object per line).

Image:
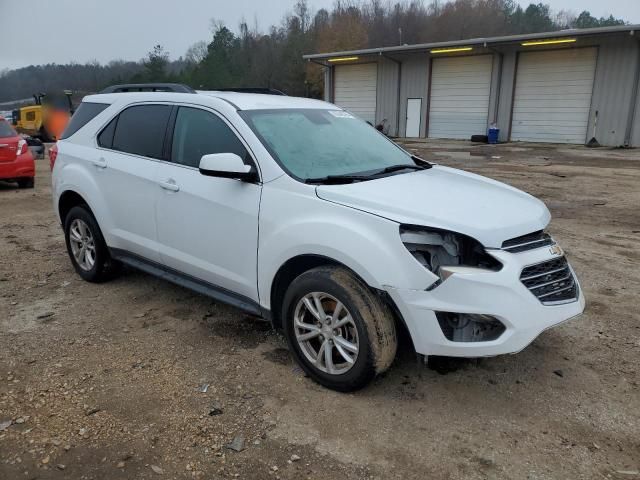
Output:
[
  {"xmin": 171, "ymin": 107, "xmax": 248, "ymax": 168},
  {"xmin": 111, "ymin": 105, "xmax": 172, "ymax": 159},
  {"xmin": 0, "ymin": 120, "xmax": 16, "ymax": 138},
  {"xmin": 61, "ymin": 102, "xmax": 109, "ymax": 139},
  {"xmin": 97, "ymin": 118, "xmax": 117, "ymax": 148}
]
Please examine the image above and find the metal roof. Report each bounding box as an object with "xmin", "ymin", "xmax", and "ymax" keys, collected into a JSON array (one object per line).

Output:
[{"xmin": 303, "ymin": 24, "xmax": 640, "ymax": 60}]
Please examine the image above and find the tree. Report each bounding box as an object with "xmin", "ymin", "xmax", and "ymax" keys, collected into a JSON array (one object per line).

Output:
[
  {"xmin": 142, "ymin": 45, "xmax": 169, "ymax": 81},
  {"xmin": 574, "ymin": 11, "xmax": 625, "ymax": 29},
  {"xmin": 185, "ymin": 41, "xmax": 208, "ymax": 64}
]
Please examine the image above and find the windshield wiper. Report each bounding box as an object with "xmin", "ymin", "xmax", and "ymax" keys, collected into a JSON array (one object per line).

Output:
[
  {"xmin": 305, "ymin": 156, "xmax": 432, "ymax": 185},
  {"xmin": 305, "ymin": 174, "xmax": 373, "ymax": 184},
  {"xmin": 375, "ymin": 157, "xmax": 433, "ymax": 175},
  {"xmin": 378, "ymin": 163, "xmax": 431, "ymax": 175}
]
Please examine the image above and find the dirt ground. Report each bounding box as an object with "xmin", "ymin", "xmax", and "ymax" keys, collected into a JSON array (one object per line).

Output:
[{"xmin": 1, "ymin": 140, "xmax": 639, "ymax": 479}]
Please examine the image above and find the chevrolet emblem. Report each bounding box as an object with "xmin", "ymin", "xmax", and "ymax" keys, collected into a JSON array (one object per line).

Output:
[{"xmin": 549, "ymin": 244, "xmax": 563, "ymax": 256}]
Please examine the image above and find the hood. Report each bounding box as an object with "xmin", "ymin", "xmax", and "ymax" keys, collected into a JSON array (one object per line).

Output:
[{"xmin": 315, "ymin": 165, "xmax": 550, "ymax": 248}]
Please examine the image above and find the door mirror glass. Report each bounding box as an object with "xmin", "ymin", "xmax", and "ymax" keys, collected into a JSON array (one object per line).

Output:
[{"xmin": 199, "ymin": 153, "xmax": 256, "ymax": 181}]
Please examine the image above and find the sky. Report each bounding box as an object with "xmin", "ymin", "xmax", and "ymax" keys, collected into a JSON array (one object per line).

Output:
[{"xmin": 1, "ymin": 0, "xmax": 639, "ymax": 71}]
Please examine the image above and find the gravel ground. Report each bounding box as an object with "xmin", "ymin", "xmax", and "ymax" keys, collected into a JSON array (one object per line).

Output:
[{"xmin": 1, "ymin": 141, "xmax": 639, "ymax": 479}]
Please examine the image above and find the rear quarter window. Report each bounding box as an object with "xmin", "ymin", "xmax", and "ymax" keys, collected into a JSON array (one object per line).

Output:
[{"xmin": 61, "ymin": 102, "xmax": 110, "ymax": 139}]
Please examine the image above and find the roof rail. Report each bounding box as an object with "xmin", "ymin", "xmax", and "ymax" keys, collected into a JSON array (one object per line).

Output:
[
  {"xmin": 99, "ymin": 83, "xmax": 196, "ymax": 94},
  {"xmin": 214, "ymin": 87, "xmax": 286, "ymax": 96}
]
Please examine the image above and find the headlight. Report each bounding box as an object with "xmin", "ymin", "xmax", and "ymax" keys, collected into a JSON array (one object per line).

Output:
[{"xmin": 400, "ymin": 225, "xmax": 501, "ymax": 285}]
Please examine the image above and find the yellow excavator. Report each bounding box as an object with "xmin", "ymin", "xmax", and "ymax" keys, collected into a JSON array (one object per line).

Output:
[{"xmin": 12, "ymin": 90, "xmax": 75, "ymax": 142}]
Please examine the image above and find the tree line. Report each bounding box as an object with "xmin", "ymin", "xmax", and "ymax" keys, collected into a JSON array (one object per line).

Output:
[{"xmin": 0, "ymin": 0, "xmax": 627, "ymax": 103}]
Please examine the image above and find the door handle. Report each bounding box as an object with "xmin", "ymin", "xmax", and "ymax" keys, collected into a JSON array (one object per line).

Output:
[
  {"xmin": 91, "ymin": 158, "xmax": 107, "ymax": 169},
  {"xmin": 159, "ymin": 179, "xmax": 180, "ymax": 192}
]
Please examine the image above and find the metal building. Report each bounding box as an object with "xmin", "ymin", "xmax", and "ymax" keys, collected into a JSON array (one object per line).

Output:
[{"xmin": 303, "ymin": 25, "xmax": 640, "ymax": 147}]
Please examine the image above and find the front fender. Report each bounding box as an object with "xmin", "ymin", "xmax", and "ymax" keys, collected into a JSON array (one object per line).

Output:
[{"xmin": 258, "ymin": 177, "xmax": 436, "ymax": 310}]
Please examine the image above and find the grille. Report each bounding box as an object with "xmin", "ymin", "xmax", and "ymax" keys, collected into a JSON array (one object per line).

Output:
[
  {"xmin": 502, "ymin": 230, "xmax": 554, "ymax": 253},
  {"xmin": 520, "ymin": 256, "xmax": 578, "ymax": 304}
]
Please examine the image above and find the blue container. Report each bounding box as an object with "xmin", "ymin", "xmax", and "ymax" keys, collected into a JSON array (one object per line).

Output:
[{"xmin": 488, "ymin": 126, "xmax": 500, "ymax": 144}]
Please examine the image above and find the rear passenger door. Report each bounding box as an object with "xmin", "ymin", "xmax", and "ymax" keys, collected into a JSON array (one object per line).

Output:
[
  {"xmin": 97, "ymin": 104, "xmax": 172, "ymax": 262},
  {"xmin": 155, "ymin": 106, "xmax": 261, "ymax": 302}
]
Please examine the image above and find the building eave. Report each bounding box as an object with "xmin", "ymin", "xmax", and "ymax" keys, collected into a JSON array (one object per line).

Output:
[{"xmin": 303, "ymin": 24, "xmax": 640, "ymax": 61}]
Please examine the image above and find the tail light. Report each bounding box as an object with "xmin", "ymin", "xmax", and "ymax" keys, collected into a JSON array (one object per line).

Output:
[
  {"xmin": 49, "ymin": 144, "xmax": 58, "ymax": 170},
  {"xmin": 17, "ymin": 139, "xmax": 28, "ymax": 155}
]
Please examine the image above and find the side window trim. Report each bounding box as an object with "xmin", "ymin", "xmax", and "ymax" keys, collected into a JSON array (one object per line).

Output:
[
  {"xmin": 162, "ymin": 106, "xmax": 178, "ymax": 162},
  {"xmin": 165, "ymin": 105, "xmax": 261, "ymax": 180}
]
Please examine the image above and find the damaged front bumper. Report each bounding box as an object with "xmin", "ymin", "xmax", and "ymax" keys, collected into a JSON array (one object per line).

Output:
[{"xmin": 384, "ymin": 247, "xmax": 586, "ymax": 357}]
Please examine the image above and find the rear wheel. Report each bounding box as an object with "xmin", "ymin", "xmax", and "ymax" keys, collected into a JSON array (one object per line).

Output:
[
  {"xmin": 282, "ymin": 266, "xmax": 397, "ymax": 391},
  {"xmin": 17, "ymin": 178, "xmax": 34, "ymax": 189},
  {"xmin": 63, "ymin": 206, "xmax": 121, "ymax": 282}
]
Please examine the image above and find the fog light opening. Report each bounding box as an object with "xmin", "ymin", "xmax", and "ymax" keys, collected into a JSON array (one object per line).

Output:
[{"xmin": 436, "ymin": 312, "xmax": 505, "ymax": 342}]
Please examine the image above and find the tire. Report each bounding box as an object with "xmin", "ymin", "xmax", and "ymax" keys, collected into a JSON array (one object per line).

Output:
[
  {"xmin": 63, "ymin": 205, "xmax": 121, "ymax": 283},
  {"xmin": 470, "ymin": 134, "xmax": 488, "ymax": 143},
  {"xmin": 17, "ymin": 178, "xmax": 34, "ymax": 189},
  {"xmin": 39, "ymin": 127, "xmax": 53, "ymax": 143},
  {"xmin": 282, "ymin": 266, "xmax": 397, "ymax": 392}
]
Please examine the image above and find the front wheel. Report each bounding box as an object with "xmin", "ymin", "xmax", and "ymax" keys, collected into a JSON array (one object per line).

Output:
[{"xmin": 282, "ymin": 266, "xmax": 397, "ymax": 391}]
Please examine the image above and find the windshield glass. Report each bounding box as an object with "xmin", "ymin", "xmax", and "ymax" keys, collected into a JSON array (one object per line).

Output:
[{"xmin": 240, "ymin": 109, "xmax": 414, "ymax": 180}]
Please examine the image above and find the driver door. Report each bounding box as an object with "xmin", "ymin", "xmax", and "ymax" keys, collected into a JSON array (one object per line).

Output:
[{"xmin": 155, "ymin": 106, "xmax": 261, "ymax": 302}]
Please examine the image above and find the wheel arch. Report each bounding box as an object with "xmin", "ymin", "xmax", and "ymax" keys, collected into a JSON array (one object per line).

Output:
[
  {"xmin": 58, "ymin": 190, "xmax": 93, "ymax": 224},
  {"xmin": 268, "ymin": 254, "xmax": 411, "ymax": 348},
  {"xmin": 271, "ymin": 255, "xmax": 372, "ymax": 329}
]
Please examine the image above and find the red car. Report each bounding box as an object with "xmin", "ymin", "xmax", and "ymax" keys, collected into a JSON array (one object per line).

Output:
[{"xmin": 0, "ymin": 118, "xmax": 35, "ymax": 188}]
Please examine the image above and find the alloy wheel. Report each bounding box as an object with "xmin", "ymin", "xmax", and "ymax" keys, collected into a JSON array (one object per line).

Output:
[
  {"xmin": 293, "ymin": 292, "xmax": 359, "ymax": 375},
  {"xmin": 69, "ymin": 218, "xmax": 96, "ymax": 271}
]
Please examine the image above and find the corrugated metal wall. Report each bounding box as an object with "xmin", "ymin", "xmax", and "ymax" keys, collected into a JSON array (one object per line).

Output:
[
  {"xmin": 487, "ymin": 54, "xmax": 502, "ymax": 127},
  {"xmin": 398, "ymin": 56, "xmax": 429, "ymax": 137},
  {"xmin": 631, "ymin": 67, "xmax": 640, "ymax": 146},
  {"xmin": 496, "ymin": 52, "xmax": 517, "ymax": 142},
  {"xmin": 324, "ymin": 67, "xmax": 332, "ymax": 102},
  {"xmin": 589, "ymin": 37, "xmax": 639, "ymax": 147},
  {"xmin": 376, "ymin": 58, "xmax": 400, "ymax": 136}
]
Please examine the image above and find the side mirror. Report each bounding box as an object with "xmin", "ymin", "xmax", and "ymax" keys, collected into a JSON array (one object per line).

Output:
[{"xmin": 198, "ymin": 153, "xmax": 258, "ymax": 182}]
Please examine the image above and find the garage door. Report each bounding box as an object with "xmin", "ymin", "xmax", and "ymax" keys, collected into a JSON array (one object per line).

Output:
[
  {"xmin": 333, "ymin": 63, "xmax": 377, "ymax": 125},
  {"xmin": 428, "ymin": 55, "xmax": 492, "ymax": 139},
  {"xmin": 511, "ymin": 48, "xmax": 597, "ymax": 144}
]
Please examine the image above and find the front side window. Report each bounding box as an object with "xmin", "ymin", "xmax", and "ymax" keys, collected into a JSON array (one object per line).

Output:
[
  {"xmin": 111, "ymin": 104, "xmax": 172, "ymax": 159},
  {"xmin": 171, "ymin": 107, "xmax": 248, "ymax": 168},
  {"xmin": 240, "ymin": 109, "xmax": 414, "ymax": 181}
]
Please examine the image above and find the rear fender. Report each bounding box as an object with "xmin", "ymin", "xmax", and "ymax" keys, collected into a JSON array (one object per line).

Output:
[{"xmin": 53, "ymin": 155, "xmax": 112, "ymax": 239}]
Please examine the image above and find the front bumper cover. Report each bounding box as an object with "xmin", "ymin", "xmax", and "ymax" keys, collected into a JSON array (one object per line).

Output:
[{"xmin": 385, "ymin": 246, "xmax": 585, "ymax": 357}]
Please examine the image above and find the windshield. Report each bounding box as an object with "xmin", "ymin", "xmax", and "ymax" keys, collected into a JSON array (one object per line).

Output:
[{"xmin": 240, "ymin": 109, "xmax": 414, "ymax": 181}]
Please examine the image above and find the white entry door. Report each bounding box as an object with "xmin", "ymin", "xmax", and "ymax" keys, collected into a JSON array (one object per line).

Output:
[{"xmin": 405, "ymin": 98, "xmax": 422, "ymax": 137}]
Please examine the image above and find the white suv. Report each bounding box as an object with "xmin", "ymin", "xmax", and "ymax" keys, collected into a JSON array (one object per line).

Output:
[{"xmin": 51, "ymin": 83, "xmax": 585, "ymax": 391}]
